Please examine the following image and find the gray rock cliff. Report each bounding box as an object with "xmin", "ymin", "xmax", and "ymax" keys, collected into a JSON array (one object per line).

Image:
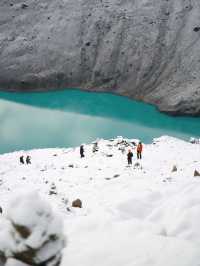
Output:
[{"xmin": 0, "ymin": 0, "xmax": 200, "ymax": 115}]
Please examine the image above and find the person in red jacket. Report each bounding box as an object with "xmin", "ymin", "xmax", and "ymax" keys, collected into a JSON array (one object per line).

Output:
[{"xmin": 137, "ymin": 142, "xmax": 143, "ymax": 159}]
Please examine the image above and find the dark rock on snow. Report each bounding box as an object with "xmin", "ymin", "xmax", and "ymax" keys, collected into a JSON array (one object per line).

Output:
[
  {"xmin": 106, "ymin": 154, "xmax": 113, "ymax": 158},
  {"xmin": 194, "ymin": 170, "xmax": 200, "ymax": 177},
  {"xmin": 172, "ymin": 165, "xmax": 178, "ymax": 172},
  {"xmin": 49, "ymin": 183, "xmax": 57, "ymax": 195},
  {"xmin": 72, "ymin": 199, "xmax": 82, "ymax": 208}
]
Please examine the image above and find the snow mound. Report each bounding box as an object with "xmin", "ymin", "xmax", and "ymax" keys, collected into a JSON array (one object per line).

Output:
[{"xmin": 0, "ymin": 191, "xmax": 66, "ymax": 266}]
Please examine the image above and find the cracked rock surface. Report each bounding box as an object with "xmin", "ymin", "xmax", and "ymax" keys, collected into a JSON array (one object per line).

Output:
[{"xmin": 0, "ymin": 0, "xmax": 200, "ymax": 115}]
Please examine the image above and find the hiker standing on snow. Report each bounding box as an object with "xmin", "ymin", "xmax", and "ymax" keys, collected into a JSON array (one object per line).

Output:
[
  {"xmin": 80, "ymin": 145, "xmax": 85, "ymax": 158},
  {"xmin": 26, "ymin": 155, "xmax": 31, "ymax": 164},
  {"xmin": 20, "ymin": 155, "xmax": 24, "ymax": 164},
  {"xmin": 127, "ymin": 149, "xmax": 133, "ymax": 165},
  {"xmin": 92, "ymin": 142, "xmax": 99, "ymax": 153},
  {"xmin": 137, "ymin": 142, "xmax": 143, "ymax": 159}
]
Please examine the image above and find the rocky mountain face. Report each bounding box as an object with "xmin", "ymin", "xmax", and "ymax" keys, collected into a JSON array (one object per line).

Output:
[{"xmin": 0, "ymin": 0, "xmax": 200, "ymax": 115}]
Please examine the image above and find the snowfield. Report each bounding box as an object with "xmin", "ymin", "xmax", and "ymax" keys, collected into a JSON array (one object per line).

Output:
[{"xmin": 0, "ymin": 136, "xmax": 200, "ymax": 266}]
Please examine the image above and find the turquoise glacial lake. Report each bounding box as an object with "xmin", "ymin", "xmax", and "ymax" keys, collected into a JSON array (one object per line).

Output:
[{"xmin": 0, "ymin": 89, "xmax": 199, "ymax": 154}]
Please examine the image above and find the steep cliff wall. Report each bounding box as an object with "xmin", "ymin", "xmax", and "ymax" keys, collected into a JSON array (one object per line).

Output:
[{"xmin": 0, "ymin": 0, "xmax": 200, "ymax": 115}]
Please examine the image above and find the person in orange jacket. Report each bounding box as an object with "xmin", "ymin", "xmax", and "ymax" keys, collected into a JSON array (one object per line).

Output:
[{"xmin": 137, "ymin": 142, "xmax": 143, "ymax": 159}]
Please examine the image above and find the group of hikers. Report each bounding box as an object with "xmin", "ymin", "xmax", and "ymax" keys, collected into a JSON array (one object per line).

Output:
[
  {"xmin": 80, "ymin": 142, "xmax": 99, "ymax": 158},
  {"xmin": 127, "ymin": 142, "xmax": 143, "ymax": 165},
  {"xmin": 80, "ymin": 141, "xmax": 143, "ymax": 165},
  {"xmin": 19, "ymin": 142, "xmax": 142, "ymax": 166},
  {"xmin": 20, "ymin": 155, "xmax": 31, "ymax": 165}
]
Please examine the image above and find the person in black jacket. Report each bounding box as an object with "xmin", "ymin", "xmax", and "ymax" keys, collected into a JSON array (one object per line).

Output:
[
  {"xmin": 26, "ymin": 155, "xmax": 31, "ymax": 164},
  {"xmin": 80, "ymin": 145, "xmax": 85, "ymax": 158},
  {"xmin": 20, "ymin": 155, "xmax": 24, "ymax": 164},
  {"xmin": 127, "ymin": 149, "xmax": 133, "ymax": 165}
]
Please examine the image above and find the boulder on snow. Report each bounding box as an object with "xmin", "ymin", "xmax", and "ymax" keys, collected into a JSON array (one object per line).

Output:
[
  {"xmin": 194, "ymin": 170, "xmax": 200, "ymax": 177},
  {"xmin": 131, "ymin": 141, "xmax": 137, "ymax": 146},
  {"xmin": 49, "ymin": 190, "xmax": 57, "ymax": 195},
  {"xmin": 72, "ymin": 199, "xmax": 82, "ymax": 208},
  {"xmin": 172, "ymin": 165, "xmax": 177, "ymax": 172},
  {"xmin": 106, "ymin": 154, "xmax": 113, "ymax": 157},
  {"xmin": 0, "ymin": 207, "xmax": 2, "ymax": 214},
  {"xmin": 0, "ymin": 191, "xmax": 66, "ymax": 266}
]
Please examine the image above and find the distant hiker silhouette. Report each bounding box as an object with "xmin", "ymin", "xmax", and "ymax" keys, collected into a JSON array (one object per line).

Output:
[
  {"xmin": 92, "ymin": 142, "xmax": 99, "ymax": 153},
  {"xmin": 80, "ymin": 145, "xmax": 85, "ymax": 158},
  {"xmin": 127, "ymin": 149, "xmax": 133, "ymax": 165},
  {"xmin": 137, "ymin": 142, "xmax": 143, "ymax": 159},
  {"xmin": 20, "ymin": 156, "xmax": 24, "ymax": 164},
  {"xmin": 26, "ymin": 155, "xmax": 31, "ymax": 164}
]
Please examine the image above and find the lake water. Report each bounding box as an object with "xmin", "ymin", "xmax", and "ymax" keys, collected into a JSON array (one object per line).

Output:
[{"xmin": 0, "ymin": 89, "xmax": 199, "ymax": 154}]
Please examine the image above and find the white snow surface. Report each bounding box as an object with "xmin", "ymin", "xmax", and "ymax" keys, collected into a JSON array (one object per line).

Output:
[{"xmin": 0, "ymin": 136, "xmax": 200, "ymax": 266}]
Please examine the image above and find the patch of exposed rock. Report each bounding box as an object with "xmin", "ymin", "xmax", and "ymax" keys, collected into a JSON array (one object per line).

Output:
[{"xmin": 0, "ymin": 0, "xmax": 200, "ymax": 115}]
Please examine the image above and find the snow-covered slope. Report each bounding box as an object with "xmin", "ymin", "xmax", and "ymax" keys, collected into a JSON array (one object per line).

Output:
[
  {"xmin": 0, "ymin": 136, "xmax": 200, "ymax": 266},
  {"xmin": 1, "ymin": 0, "xmax": 200, "ymax": 115}
]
